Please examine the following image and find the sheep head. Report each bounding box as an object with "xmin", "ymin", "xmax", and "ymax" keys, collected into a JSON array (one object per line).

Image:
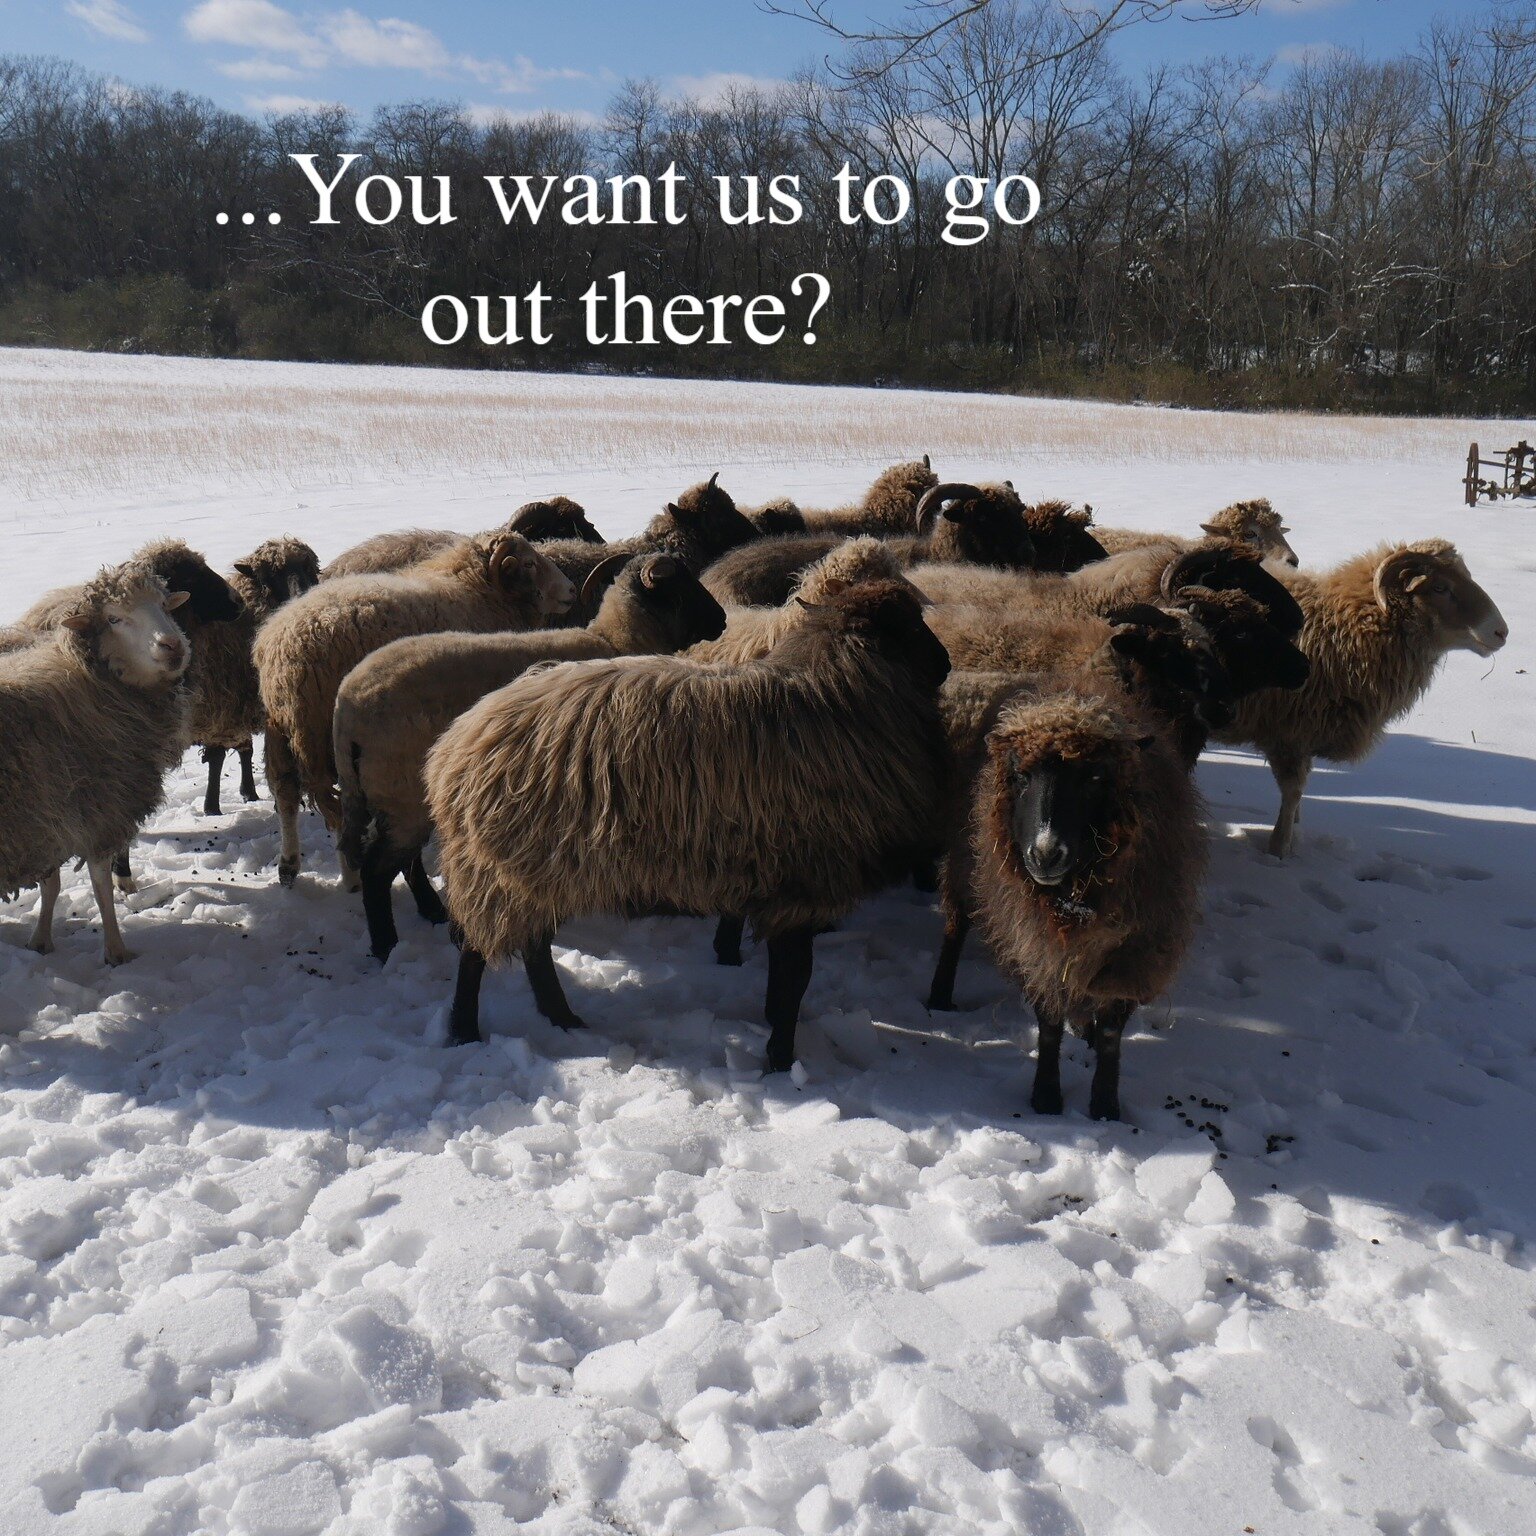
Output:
[
  {"xmin": 1199, "ymin": 498, "xmax": 1298, "ymax": 566},
  {"xmin": 130, "ymin": 538, "xmax": 242, "ymax": 624},
  {"xmin": 915, "ymin": 482, "xmax": 1037, "ymax": 570},
  {"xmin": 64, "ymin": 570, "xmax": 190, "ymax": 688},
  {"xmin": 1373, "ymin": 542, "xmax": 1508, "ymax": 657},
  {"xmin": 1160, "ymin": 546, "xmax": 1304, "ymax": 637},
  {"xmin": 509, "ymin": 496, "xmax": 604, "ymax": 545},
  {"xmin": 802, "ymin": 579, "xmax": 950, "ymax": 688},
  {"xmin": 233, "ymin": 537, "xmax": 321, "ymax": 609},
  {"xmin": 486, "ymin": 533, "xmax": 577, "ymax": 617},
  {"xmin": 1172, "ymin": 586, "xmax": 1309, "ymax": 697},
  {"xmin": 1023, "ymin": 499, "xmax": 1108, "ymax": 573}
]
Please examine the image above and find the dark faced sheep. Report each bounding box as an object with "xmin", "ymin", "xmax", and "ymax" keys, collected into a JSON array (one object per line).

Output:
[
  {"xmin": 1217, "ymin": 539, "xmax": 1508, "ymax": 856},
  {"xmin": 1095, "ymin": 498, "xmax": 1298, "ymax": 566},
  {"xmin": 321, "ymin": 497, "xmax": 602, "ymax": 580},
  {"xmin": 1022, "ymin": 499, "xmax": 1109, "ymax": 573},
  {"xmin": 254, "ymin": 531, "xmax": 576, "ymax": 889},
  {"xmin": 333, "ymin": 553, "xmax": 728, "ymax": 961},
  {"xmin": 188, "ymin": 537, "xmax": 322, "ymax": 817},
  {"xmin": 0, "ymin": 569, "xmax": 191, "ymax": 965},
  {"xmin": 424, "ymin": 581, "xmax": 952, "ymax": 1066},
  {"xmin": 945, "ymin": 685, "xmax": 1205, "ymax": 1119},
  {"xmin": 703, "ymin": 482, "xmax": 1037, "ymax": 609},
  {"xmin": 750, "ymin": 457, "xmax": 939, "ymax": 537}
]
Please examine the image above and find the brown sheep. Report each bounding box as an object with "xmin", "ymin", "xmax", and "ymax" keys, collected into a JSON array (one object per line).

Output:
[
  {"xmin": 424, "ymin": 582, "xmax": 951, "ymax": 1065},
  {"xmin": 333, "ymin": 554, "xmax": 728, "ymax": 961},
  {"xmin": 254, "ymin": 531, "xmax": 576, "ymax": 889},
  {"xmin": 1216, "ymin": 539, "xmax": 1508, "ymax": 856},
  {"xmin": 946, "ymin": 685, "xmax": 1205, "ymax": 1119},
  {"xmin": 0, "ymin": 569, "xmax": 191, "ymax": 965},
  {"xmin": 749, "ymin": 457, "xmax": 938, "ymax": 537}
]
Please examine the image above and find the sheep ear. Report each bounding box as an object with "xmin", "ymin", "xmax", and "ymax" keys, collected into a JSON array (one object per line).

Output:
[
  {"xmin": 922, "ymin": 453, "xmax": 931, "ymax": 470},
  {"xmin": 232, "ymin": 560, "xmax": 256, "ymax": 579},
  {"xmin": 1198, "ymin": 519, "xmax": 1222, "ymax": 536},
  {"xmin": 165, "ymin": 590, "xmax": 191, "ymax": 611},
  {"xmin": 61, "ymin": 611, "xmax": 92, "ymax": 634},
  {"xmin": 1136, "ymin": 733, "xmax": 1157, "ymax": 750},
  {"xmin": 1373, "ymin": 551, "xmax": 1431, "ymax": 609},
  {"xmin": 707, "ymin": 471, "xmax": 719, "ymax": 491}
]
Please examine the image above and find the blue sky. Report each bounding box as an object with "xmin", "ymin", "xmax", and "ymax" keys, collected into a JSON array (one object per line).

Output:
[{"xmin": 1, "ymin": 0, "xmax": 1456, "ymax": 121}]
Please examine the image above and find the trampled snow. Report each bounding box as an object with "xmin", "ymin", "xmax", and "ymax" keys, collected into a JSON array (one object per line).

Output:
[{"xmin": 0, "ymin": 348, "xmax": 1532, "ymax": 1535}]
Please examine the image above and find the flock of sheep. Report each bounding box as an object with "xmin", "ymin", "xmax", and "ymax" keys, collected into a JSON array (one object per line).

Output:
[{"xmin": 0, "ymin": 460, "xmax": 1508, "ymax": 1119}]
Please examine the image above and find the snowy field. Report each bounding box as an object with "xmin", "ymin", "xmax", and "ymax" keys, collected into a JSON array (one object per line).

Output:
[{"xmin": 0, "ymin": 346, "xmax": 1533, "ymax": 1536}]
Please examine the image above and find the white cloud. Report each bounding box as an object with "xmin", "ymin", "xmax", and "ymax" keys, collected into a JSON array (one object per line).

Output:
[
  {"xmin": 1276, "ymin": 41, "xmax": 1344, "ymax": 65},
  {"xmin": 216, "ymin": 57, "xmax": 305, "ymax": 80},
  {"xmin": 245, "ymin": 92, "xmax": 345, "ymax": 115},
  {"xmin": 185, "ymin": 0, "xmax": 327, "ymax": 68},
  {"xmin": 66, "ymin": 0, "xmax": 149, "ymax": 44},
  {"xmin": 186, "ymin": 3, "xmax": 586, "ymax": 96},
  {"xmin": 670, "ymin": 71, "xmax": 788, "ymax": 106}
]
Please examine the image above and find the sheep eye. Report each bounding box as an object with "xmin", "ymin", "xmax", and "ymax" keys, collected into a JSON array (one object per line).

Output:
[
  {"xmin": 1432, "ymin": 580, "xmax": 1450, "ymax": 596},
  {"xmin": 107, "ymin": 614, "xmax": 122, "ymax": 626}
]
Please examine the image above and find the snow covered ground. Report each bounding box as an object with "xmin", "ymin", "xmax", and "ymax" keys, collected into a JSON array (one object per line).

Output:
[{"xmin": 0, "ymin": 347, "xmax": 1533, "ymax": 1536}]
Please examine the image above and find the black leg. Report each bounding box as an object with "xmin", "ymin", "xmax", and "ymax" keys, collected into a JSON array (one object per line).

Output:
[
  {"xmin": 238, "ymin": 744, "xmax": 259, "ymax": 802},
  {"xmin": 359, "ymin": 840, "xmax": 401, "ymax": 962},
  {"xmin": 202, "ymin": 745, "xmax": 226, "ymax": 817},
  {"xmin": 524, "ymin": 932, "xmax": 585, "ymax": 1029},
  {"xmin": 405, "ymin": 855, "xmax": 448, "ymax": 925},
  {"xmin": 1030, "ymin": 998, "xmax": 1066, "ymax": 1116},
  {"xmin": 448, "ymin": 945, "xmax": 487, "ymax": 1045},
  {"xmin": 111, "ymin": 847, "xmax": 136, "ymax": 894},
  {"xmin": 713, "ymin": 913, "xmax": 745, "ymax": 966},
  {"xmin": 926, "ymin": 907, "xmax": 971, "ymax": 1011},
  {"xmin": 911, "ymin": 856, "xmax": 939, "ymax": 893},
  {"xmin": 764, "ymin": 925, "xmax": 815, "ymax": 1073},
  {"xmin": 1089, "ymin": 1000, "xmax": 1135, "ymax": 1122}
]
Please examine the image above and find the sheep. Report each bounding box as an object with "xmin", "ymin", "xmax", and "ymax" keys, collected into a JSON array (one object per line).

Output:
[
  {"xmin": 188, "ymin": 537, "xmax": 322, "ymax": 817},
  {"xmin": 1022, "ymin": 499, "xmax": 1108, "ymax": 573},
  {"xmin": 686, "ymin": 536, "xmax": 913, "ymax": 667},
  {"xmin": 333, "ymin": 553, "xmax": 728, "ymax": 961},
  {"xmin": 16, "ymin": 537, "xmax": 245, "ymax": 892},
  {"xmin": 1215, "ymin": 539, "xmax": 1508, "ymax": 857},
  {"xmin": 1093, "ymin": 498, "xmax": 1298, "ymax": 566},
  {"xmin": 703, "ymin": 482, "xmax": 1037, "ymax": 608},
  {"xmin": 747, "ymin": 457, "xmax": 939, "ymax": 537},
  {"xmin": 946, "ymin": 685, "xmax": 1206, "ymax": 1119},
  {"xmin": 534, "ymin": 474, "xmax": 763, "ymax": 616},
  {"xmin": 423, "ymin": 580, "xmax": 951, "ymax": 1062},
  {"xmin": 0, "ymin": 568, "xmax": 191, "ymax": 965},
  {"xmin": 254, "ymin": 531, "xmax": 577, "ymax": 889},
  {"xmin": 321, "ymin": 497, "xmax": 603, "ymax": 580}
]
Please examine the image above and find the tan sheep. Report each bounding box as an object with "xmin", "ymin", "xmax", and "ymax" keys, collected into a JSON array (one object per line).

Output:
[
  {"xmin": 1094, "ymin": 498, "xmax": 1298, "ymax": 565},
  {"xmin": 254, "ymin": 531, "xmax": 576, "ymax": 889},
  {"xmin": 1217, "ymin": 540, "xmax": 1508, "ymax": 856}
]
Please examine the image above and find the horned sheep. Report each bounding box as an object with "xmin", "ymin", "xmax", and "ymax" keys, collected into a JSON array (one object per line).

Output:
[
  {"xmin": 423, "ymin": 581, "xmax": 952, "ymax": 1064},
  {"xmin": 333, "ymin": 553, "xmax": 728, "ymax": 960},
  {"xmin": 1217, "ymin": 539, "xmax": 1508, "ymax": 856},
  {"xmin": 0, "ymin": 568, "xmax": 191, "ymax": 966},
  {"xmin": 1094, "ymin": 498, "xmax": 1298, "ymax": 566},
  {"xmin": 254, "ymin": 531, "xmax": 576, "ymax": 889}
]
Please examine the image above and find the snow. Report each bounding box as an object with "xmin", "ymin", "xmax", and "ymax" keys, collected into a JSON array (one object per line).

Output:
[{"xmin": 0, "ymin": 346, "xmax": 1533, "ymax": 1535}]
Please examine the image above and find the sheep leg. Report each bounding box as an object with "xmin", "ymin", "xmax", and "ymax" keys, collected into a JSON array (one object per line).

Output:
[
  {"xmin": 238, "ymin": 744, "xmax": 259, "ymax": 802},
  {"xmin": 764, "ymin": 925, "xmax": 815, "ymax": 1073},
  {"xmin": 926, "ymin": 907, "xmax": 971, "ymax": 1011},
  {"xmin": 202, "ymin": 745, "xmax": 226, "ymax": 817},
  {"xmin": 911, "ymin": 856, "xmax": 939, "ymax": 894},
  {"xmin": 359, "ymin": 840, "xmax": 401, "ymax": 963},
  {"xmin": 27, "ymin": 869, "xmax": 61, "ymax": 955},
  {"xmin": 87, "ymin": 856, "xmax": 132, "ymax": 966},
  {"xmin": 1267, "ymin": 749, "xmax": 1312, "ymax": 859},
  {"xmin": 111, "ymin": 848, "xmax": 136, "ymax": 895},
  {"xmin": 266, "ymin": 730, "xmax": 304, "ymax": 886},
  {"xmin": 448, "ymin": 945, "xmax": 487, "ymax": 1045},
  {"xmin": 713, "ymin": 914, "xmax": 745, "ymax": 966},
  {"xmin": 1088, "ymin": 1000, "xmax": 1136, "ymax": 1122},
  {"xmin": 523, "ymin": 933, "xmax": 585, "ymax": 1030},
  {"xmin": 1029, "ymin": 998, "xmax": 1066, "ymax": 1116},
  {"xmin": 405, "ymin": 856, "xmax": 448, "ymax": 925}
]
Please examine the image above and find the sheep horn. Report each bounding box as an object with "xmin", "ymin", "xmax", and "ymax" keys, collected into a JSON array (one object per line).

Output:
[
  {"xmin": 641, "ymin": 554, "xmax": 680, "ymax": 588},
  {"xmin": 915, "ymin": 483, "xmax": 982, "ymax": 533},
  {"xmin": 707, "ymin": 471, "xmax": 720, "ymax": 491},
  {"xmin": 1159, "ymin": 547, "xmax": 1231, "ymax": 600},
  {"xmin": 1106, "ymin": 603, "xmax": 1181, "ymax": 632},
  {"xmin": 922, "ymin": 453, "xmax": 931, "ymax": 470},
  {"xmin": 486, "ymin": 535, "xmax": 520, "ymax": 586},
  {"xmin": 580, "ymin": 552, "xmax": 632, "ymax": 609}
]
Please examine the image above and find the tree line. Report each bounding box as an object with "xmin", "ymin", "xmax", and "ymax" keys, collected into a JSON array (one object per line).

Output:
[{"xmin": 3, "ymin": 0, "xmax": 1535, "ymax": 412}]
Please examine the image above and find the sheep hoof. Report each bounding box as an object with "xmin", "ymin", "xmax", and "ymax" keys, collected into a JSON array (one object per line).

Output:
[
  {"xmin": 714, "ymin": 945, "xmax": 743, "ymax": 967},
  {"xmin": 277, "ymin": 858, "xmax": 299, "ymax": 888},
  {"xmin": 551, "ymin": 1012, "xmax": 587, "ymax": 1032},
  {"xmin": 241, "ymin": 787, "xmax": 260, "ymax": 803},
  {"xmin": 1089, "ymin": 1097, "xmax": 1122, "ymax": 1122},
  {"xmin": 925, "ymin": 991, "xmax": 957, "ymax": 1012},
  {"xmin": 114, "ymin": 876, "xmax": 137, "ymax": 897},
  {"xmin": 203, "ymin": 797, "xmax": 222, "ymax": 817},
  {"xmin": 103, "ymin": 946, "xmax": 135, "ymax": 967},
  {"xmin": 1266, "ymin": 829, "xmax": 1293, "ymax": 859},
  {"xmin": 764, "ymin": 1045, "xmax": 795, "ymax": 1074},
  {"xmin": 26, "ymin": 938, "xmax": 53, "ymax": 956},
  {"xmin": 1030, "ymin": 1085, "xmax": 1064, "ymax": 1116}
]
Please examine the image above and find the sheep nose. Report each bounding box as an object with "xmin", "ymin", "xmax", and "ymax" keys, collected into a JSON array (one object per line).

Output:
[
  {"xmin": 1027, "ymin": 832, "xmax": 1072, "ymax": 886},
  {"xmin": 156, "ymin": 634, "xmax": 186, "ymax": 666}
]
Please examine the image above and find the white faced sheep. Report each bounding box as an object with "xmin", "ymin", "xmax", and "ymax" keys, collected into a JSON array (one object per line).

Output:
[
  {"xmin": 254, "ymin": 531, "xmax": 576, "ymax": 890},
  {"xmin": 1216, "ymin": 539, "xmax": 1508, "ymax": 857},
  {"xmin": 0, "ymin": 569, "xmax": 191, "ymax": 966},
  {"xmin": 703, "ymin": 482, "xmax": 1040, "ymax": 609},
  {"xmin": 321, "ymin": 497, "xmax": 603, "ymax": 580},
  {"xmin": 188, "ymin": 537, "xmax": 322, "ymax": 817},
  {"xmin": 1094, "ymin": 498, "xmax": 1298, "ymax": 565},
  {"xmin": 332, "ymin": 554, "xmax": 728, "ymax": 961},
  {"xmin": 947, "ymin": 685, "xmax": 1205, "ymax": 1120},
  {"xmin": 424, "ymin": 581, "xmax": 952, "ymax": 1066}
]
